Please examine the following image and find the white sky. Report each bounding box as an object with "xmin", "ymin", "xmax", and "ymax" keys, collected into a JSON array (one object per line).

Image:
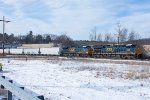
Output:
[{"xmin": 0, "ymin": 0, "xmax": 150, "ymax": 40}]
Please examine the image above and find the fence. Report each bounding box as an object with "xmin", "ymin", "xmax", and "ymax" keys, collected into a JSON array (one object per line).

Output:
[{"xmin": 0, "ymin": 75, "xmax": 44, "ymax": 100}]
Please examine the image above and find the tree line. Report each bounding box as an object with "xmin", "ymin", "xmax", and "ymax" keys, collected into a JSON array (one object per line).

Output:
[
  {"xmin": 89, "ymin": 23, "xmax": 140, "ymax": 43},
  {"xmin": 0, "ymin": 22, "xmax": 148, "ymax": 47},
  {"xmin": 0, "ymin": 31, "xmax": 75, "ymax": 47}
]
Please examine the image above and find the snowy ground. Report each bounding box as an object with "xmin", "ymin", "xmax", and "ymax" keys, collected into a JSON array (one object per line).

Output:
[{"xmin": 0, "ymin": 58, "xmax": 150, "ymax": 100}]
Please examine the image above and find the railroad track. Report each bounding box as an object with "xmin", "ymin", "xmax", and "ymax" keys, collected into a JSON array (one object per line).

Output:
[
  {"xmin": 0, "ymin": 54, "xmax": 59, "ymax": 59},
  {"xmin": 0, "ymin": 53, "xmax": 150, "ymax": 61}
]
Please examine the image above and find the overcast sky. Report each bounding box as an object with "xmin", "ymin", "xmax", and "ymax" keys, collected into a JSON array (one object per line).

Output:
[{"xmin": 0, "ymin": 0, "xmax": 150, "ymax": 40}]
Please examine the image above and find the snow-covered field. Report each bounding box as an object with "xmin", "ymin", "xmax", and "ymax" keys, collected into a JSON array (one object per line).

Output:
[{"xmin": 0, "ymin": 58, "xmax": 150, "ymax": 100}]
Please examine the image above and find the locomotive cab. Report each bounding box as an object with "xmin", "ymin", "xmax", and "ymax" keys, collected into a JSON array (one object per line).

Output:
[
  {"xmin": 84, "ymin": 46, "xmax": 94, "ymax": 57},
  {"xmin": 126, "ymin": 44, "xmax": 143, "ymax": 59}
]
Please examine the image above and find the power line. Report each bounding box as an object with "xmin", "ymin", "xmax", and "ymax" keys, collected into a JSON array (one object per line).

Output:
[{"xmin": 0, "ymin": 16, "xmax": 11, "ymax": 56}]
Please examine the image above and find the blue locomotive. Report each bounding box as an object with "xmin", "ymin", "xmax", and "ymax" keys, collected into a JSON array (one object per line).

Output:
[
  {"xmin": 59, "ymin": 46, "xmax": 91, "ymax": 57},
  {"xmin": 59, "ymin": 44, "xmax": 143, "ymax": 59},
  {"xmin": 92, "ymin": 44, "xmax": 142, "ymax": 59}
]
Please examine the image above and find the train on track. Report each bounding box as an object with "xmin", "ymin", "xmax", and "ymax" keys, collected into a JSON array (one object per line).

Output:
[
  {"xmin": 0, "ymin": 44, "xmax": 148, "ymax": 59},
  {"xmin": 59, "ymin": 44, "xmax": 143, "ymax": 59}
]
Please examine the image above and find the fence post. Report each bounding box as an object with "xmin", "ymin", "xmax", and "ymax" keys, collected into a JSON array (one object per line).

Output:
[{"xmin": 8, "ymin": 90, "xmax": 12, "ymax": 100}]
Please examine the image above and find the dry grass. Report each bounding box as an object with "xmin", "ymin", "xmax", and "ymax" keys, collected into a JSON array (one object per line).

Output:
[
  {"xmin": 76, "ymin": 57, "xmax": 150, "ymax": 66},
  {"xmin": 125, "ymin": 71, "xmax": 150, "ymax": 79},
  {"xmin": 58, "ymin": 57, "xmax": 150, "ymax": 80},
  {"xmin": 94, "ymin": 67, "xmax": 150, "ymax": 80}
]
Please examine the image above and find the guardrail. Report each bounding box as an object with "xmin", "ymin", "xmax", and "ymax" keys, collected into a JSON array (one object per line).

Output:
[{"xmin": 0, "ymin": 75, "xmax": 44, "ymax": 100}]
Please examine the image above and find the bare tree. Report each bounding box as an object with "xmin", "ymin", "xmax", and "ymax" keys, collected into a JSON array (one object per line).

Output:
[
  {"xmin": 120, "ymin": 28, "xmax": 128, "ymax": 42},
  {"xmin": 89, "ymin": 33, "xmax": 94, "ymax": 41},
  {"xmin": 89, "ymin": 27, "xmax": 97, "ymax": 41},
  {"xmin": 135, "ymin": 33, "xmax": 141, "ymax": 40},
  {"xmin": 54, "ymin": 33, "xmax": 75, "ymax": 47},
  {"xmin": 115, "ymin": 22, "xmax": 128, "ymax": 43},
  {"xmin": 128, "ymin": 30, "xmax": 136, "ymax": 41},
  {"xmin": 105, "ymin": 33, "xmax": 111, "ymax": 42},
  {"xmin": 97, "ymin": 33, "xmax": 102, "ymax": 41}
]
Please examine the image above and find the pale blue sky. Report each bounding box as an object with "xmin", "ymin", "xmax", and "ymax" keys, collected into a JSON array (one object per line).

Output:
[{"xmin": 0, "ymin": 0, "xmax": 150, "ymax": 40}]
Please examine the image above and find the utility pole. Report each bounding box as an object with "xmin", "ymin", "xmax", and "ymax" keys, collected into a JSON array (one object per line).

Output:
[{"xmin": 0, "ymin": 16, "xmax": 10, "ymax": 56}]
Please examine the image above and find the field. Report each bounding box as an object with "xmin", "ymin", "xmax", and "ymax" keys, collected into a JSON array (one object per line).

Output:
[{"xmin": 0, "ymin": 57, "xmax": 150, "ymax": 100}]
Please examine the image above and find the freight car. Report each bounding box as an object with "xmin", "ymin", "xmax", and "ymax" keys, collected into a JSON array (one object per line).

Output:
[{"xmin": 59, "ymin": 44, "xmax": 143, "ymax": 59}]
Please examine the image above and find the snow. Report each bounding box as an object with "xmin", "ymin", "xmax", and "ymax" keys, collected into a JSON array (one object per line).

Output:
[{"xmin": 0, "ymin": 58, "xmax": 150, "ymax": 100}]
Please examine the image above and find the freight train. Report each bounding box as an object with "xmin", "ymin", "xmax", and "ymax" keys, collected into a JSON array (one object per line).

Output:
[{"xmin": 59, "ymin": 44, "xmax": 143, "ymax": 59}]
